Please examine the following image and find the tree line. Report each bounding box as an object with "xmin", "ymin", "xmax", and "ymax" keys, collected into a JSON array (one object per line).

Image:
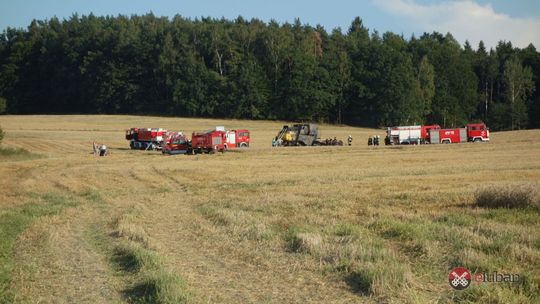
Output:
[{"xmin": 0, "ymin": 14, "xmax": 538, "ymax": 130}]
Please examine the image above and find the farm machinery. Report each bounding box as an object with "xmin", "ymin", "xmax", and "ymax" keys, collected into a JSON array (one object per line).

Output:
[{"xmin": 274, "ymin": 123, "xmax": 343, "ymax": 146}]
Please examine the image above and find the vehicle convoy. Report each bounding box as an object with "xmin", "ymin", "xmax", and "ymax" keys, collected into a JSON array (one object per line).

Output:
[
  {"xmin": 125, "ymin": 127, "xmax": 169, "ymax": 150},
  {"xmin": 385, "ymin": 123, "xmax": 490, "ymax": 145},
  {"xmin": 275, "ymin": 123, "xmax": 343, "ymax": 146},
  {"xmin": 162, "ymin": 127, "xmax": 250, "ymax": 155}
]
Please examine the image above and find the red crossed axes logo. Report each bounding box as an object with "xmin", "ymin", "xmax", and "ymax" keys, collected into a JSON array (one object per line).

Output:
[{"xmin": 448, "ymin": 267, "xmax": 471, "ymax": 290}]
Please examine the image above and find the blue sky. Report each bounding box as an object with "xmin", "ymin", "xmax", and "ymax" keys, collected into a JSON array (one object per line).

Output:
[{"xmin": 1, "ymin": 0, "xmax": 539, "ymax": 49}]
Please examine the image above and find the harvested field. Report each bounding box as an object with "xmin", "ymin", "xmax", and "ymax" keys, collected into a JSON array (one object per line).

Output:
[{"xmin": 0, "ymin": 115, "xmax": 539, "ymax": 303}]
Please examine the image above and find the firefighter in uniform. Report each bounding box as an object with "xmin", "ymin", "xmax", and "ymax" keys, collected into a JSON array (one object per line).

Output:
[
  {"xmin": 99, "ymin": 144, "xmax": 108, "ymax": 156},
  {"xmin": 347, "ymin": 135, "xmax": 352, "ymax": 146}
]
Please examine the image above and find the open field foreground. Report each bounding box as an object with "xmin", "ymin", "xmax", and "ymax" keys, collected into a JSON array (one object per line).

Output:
[{"xmin": 0, "ymin": 115, "xmax": 539, "ymax": 303}]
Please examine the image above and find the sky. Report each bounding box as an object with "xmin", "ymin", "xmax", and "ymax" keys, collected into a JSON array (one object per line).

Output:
[{"xmin": 0, "ymin": 0, "xmax": 539, "ymax": 49}]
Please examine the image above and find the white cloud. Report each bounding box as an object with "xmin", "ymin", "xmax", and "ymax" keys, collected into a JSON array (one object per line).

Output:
[{"xmin": 374, "ymin": 0, "xmax": 540, "ymax": 49}]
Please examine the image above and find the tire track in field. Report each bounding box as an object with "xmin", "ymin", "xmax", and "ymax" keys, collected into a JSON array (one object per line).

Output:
[
  {"xmin": 11, "ymin": 202, "xmax": 126, "ymax": 303},
  {"xmin": 140, "ymin": 197, "xmax": 363, "ymax": 304}
]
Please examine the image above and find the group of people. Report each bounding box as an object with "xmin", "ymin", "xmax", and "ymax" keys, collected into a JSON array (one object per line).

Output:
[
  {"xmin": 92, "ymin": 142, "xmax": 109, "ymax": 156},
  {"xmin": 322, "ymin": 137, "xmax": 341, "ymax": 145},
  {"xmin": 368, "ymin": 135, "xmax": 380, "ymax": 146},
  {"xmin": 271, "ymin": 135, "xmax": 353, "ymax": 146}
]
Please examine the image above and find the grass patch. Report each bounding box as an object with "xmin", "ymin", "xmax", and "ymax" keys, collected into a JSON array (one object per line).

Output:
[
  {"xmin": 113, "ymin": 244, "xmax": 161, "ymax": 273},
  {"xmin": 0, "ymin": 193, "xmax": 73, "ymax": 304},
  {"xmin": 346, "ymin": 258, "xmax": 408, "ymax": 297},
  {"xmin": 82, "ymin": 189, "xmax": 103, "ymax": 203},
  {"xmin": 475, "ymin": 185, "xmax": 539, "ymax": 210},
  {"xmin": 289, "ymin": 232, "xmax": 323, "ymax": 254},
  {"xmin": 115, "ymin": 243, "xmax": 190, "ymax": 304},
  {"xmin": 0, "ymin": 147, "xmax": 43, "ymax": 162},
  {"xmin": 479, "ymin": 208, "xmax": 540, "ymax": 225},
  {"xmin": 332, "ymin": 223, "xmax": 360, "ymax": 237},
  {"xmin": 198, "ymin": 204, "xmax": 274, "ymax": 241},
  {"xmin": 126, "ymin": 271, "xmax": 189, "ymax": 304},
  {"xmin": 437, "ymin": 213, "xmax": 477, "ymax": 226},
  {"xmin": 369, "ymin": 218, "xmax": 430, "ymax": 241},
  {"xmin": 449, "ymin": 283, "xmax": 536, "ymax": 304},
  {"xmin": 284, "ymin": 224, "xmax": 413, "ymax": 299},
  {"xmin": 114, "ymin": 213, "xmax": 152, "ymax": 248},
  {"xmin": 112, "ymin": 211, "xmax": 190, "ymax": 303}
]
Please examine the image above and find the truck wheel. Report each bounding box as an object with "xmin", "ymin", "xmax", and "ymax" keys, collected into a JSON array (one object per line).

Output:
[
  {"xmin": 239, "ymin": 142, "xmax": 248, "ymax": 148},
  {"xmin": 474, "ymin": 138, "xmax": 481, "ymax": 142}
]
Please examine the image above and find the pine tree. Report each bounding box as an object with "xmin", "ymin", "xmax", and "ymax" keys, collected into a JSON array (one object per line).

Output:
[{"xmin": 503, "ymin": 56, "xmax": 535, "ymax": 129}]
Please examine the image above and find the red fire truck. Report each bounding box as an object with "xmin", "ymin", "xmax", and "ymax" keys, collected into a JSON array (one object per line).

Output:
[
  {"xmin": 386, "ymin": 123, "xmax": 489, "ymax": 145},
  {"xmin": 191, "ymin": 129, "xmax": 226, "ymax": 153},
  {"xmin": 161, "ymin": 132, "xmax": 190, "ymax": 155},
  {"xmin": 429, "ymin": 123, "xmax": 490, "ymax": 144},
  {"xmin": 224, "ymin": 129, "xmax": 250, "ymax": 149},
  {"xmin": 125, "ymin": 127, "xmax": 169, "ymax": 150},
  {"xmin": 386, "ymin": 125, "xmax": 440, "ymax": 144},
  {"xmin": 188, "ymin": 127, "xmax": 250, "ymax": 154}
]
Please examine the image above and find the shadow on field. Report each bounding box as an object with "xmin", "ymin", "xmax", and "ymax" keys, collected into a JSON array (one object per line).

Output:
[
  {"xmin": 112, "ymin": 247, "xmax": 140, "ymax": 273},
  {"xmin": 123, "ymin": 282, "xmax": 157, "ymax": 303},
  {"xmin": 345, "ymin": 271, "xmax": 371, "ymax": 296}
]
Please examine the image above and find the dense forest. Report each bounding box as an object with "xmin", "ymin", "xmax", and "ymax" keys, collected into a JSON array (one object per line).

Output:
[{"xmin": 0, "ymin": 14, "xmax": 538, "ymax": 130}]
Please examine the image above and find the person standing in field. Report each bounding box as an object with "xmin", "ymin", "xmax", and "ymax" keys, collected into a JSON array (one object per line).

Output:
[
  {"xmin": 99, "ymin": 144, "xmax": 108, "ymax": 156},
  {"xmin": 348, "ymin": 135, "xmax": 352, "ymax": 146},
  {"xmin": 93, "ymin": 142, "xmax": 98, "ymax": 156}
]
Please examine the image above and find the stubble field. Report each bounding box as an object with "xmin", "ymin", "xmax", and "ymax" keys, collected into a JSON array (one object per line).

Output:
[{"xmin": 0, "ymin": 115, "xmax": 539, "ymax": 303}]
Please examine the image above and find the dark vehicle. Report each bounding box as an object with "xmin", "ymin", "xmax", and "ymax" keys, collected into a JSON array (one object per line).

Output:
[
  {"xmin": 275, "ymin": 124, "xmax": 319, "ymax": 146},
  {"xmin": 275, "ymin": 124, "xmax": 343, "ymax": 146}
]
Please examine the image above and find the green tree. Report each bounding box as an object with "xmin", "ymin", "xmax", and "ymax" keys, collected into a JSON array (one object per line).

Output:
[
  {"xmin": 366, "ymin": 32, "xmax": 418, "ymax": 126},
  {"xmin": 0, "ymin": 14, "xmax": 539, "ymax": 127},
  {"xmin": 324, "ymin": 29, "xmax": 351, "ymax": 123},
  {"xmin": 418, "ymin": 32, "xmax": 478, "ymax": 127},
  {"xmin": 0, "ymin": 97, "xmax": 6, "ymax": 113},
  {"xmin": 503, "ymin": 56, "xmax": 535, "ymax": 129},
  {"xmin": 472, "ymin": 41, "xmax": 498, "ymax": 122},
  {"xmin": 344, "ymin": 17, "xmax": 371, "ymax": 125},
  {"xmin": 415, "ymin": 55, "xmax": 435, "ymax": 122},
  {"xmin": 519, "ymin": 44, "xmax": 540, "ymax": 128}
]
